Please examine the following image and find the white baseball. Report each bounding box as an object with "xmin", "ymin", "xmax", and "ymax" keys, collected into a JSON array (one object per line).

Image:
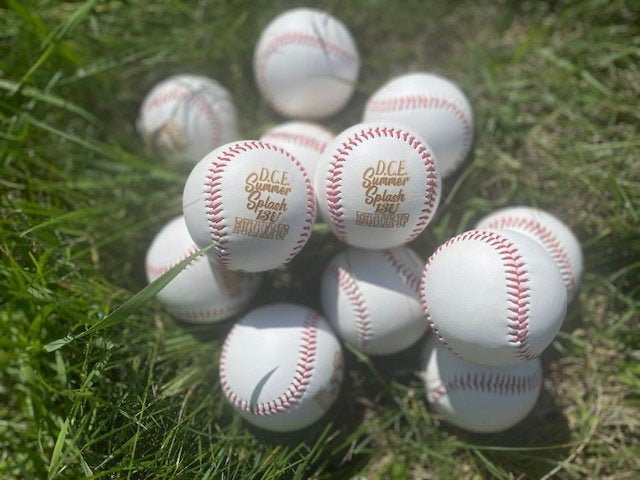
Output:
[
  {"xmin": 421, "ymin": 229, "xmax": 567, "ymax": 365},
  {"xmin": 137, "ymin": 74, "xmax": 238, "ymax": 166},
  {"xmin": 321, "ymin": 246, "xmax": 427, "ymax": 355},
  {"xmin": 219, "ymin": 304, "xmax": 344, "ymax": 432},
  {"xmin": 260, "ymin": 121, "xmax": 333, "ymax": 179},
  {"xmin": 475, "ymin": 206, "xmax": 583, "ymax": 300},
  {"xmin": 421, "ymin": 336, "xmax": 542, "ymax": 433},
  {"xmin": 315, "ymin": 122, "xmax": 442, "ymax": 249},
  {"xmin": 145, "ymin": 216, "xmax": 261, "ymax": 323},
  {"xmin": 363, "ymin": 72, "xmax": 473, "ymax": 178},
  {"xmin": 253, "ymin": 8, "xmax": 360, "ymax": 119},
  {"xmin": 182, "ymin": 140, "xmax": 315, "ymax": 272}
]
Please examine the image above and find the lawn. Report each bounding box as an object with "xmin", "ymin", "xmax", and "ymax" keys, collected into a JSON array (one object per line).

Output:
[{"xmin": 1, "ymin": 0, "xmax": 639, "ymax": 478}]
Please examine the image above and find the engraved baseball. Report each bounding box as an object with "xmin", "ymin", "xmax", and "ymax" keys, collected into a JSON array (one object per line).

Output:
[
  {"xmin": 260, "ymin": 121, "xmax": 334, "ymax": 179},
  {"xmin": 363, "ymin": 72, "xmax": 473, "ymax": 178},
  {"xmin": 253, "ymin": 8, "xmax": 360, "ymax": 119},
  {"xmin": 475, "ymin": 206, "xmax": 583, "ymax": 300},
  {"xmin": 182, "ymin": 140, "xmax": 315, "ymax": 272},
  {"xmin": 145, "ymin": 216, "xmax": 261, "ymax": 323},
  {"xmin": 320, "ymin": 246, "xmax": 427, "ymax": 355},
  {"xmin": 421, "ymin": 336, "xmax": 542, "ymax": 433},
  {"xmin": 315, "ymin": 122, "xmax": 442, "ymax": 249},
  {"xmin": 219, "ymin": 304, "xmax": 344, "ymax": 432},
  {"xmin": 420, "ymin": 229, "xmax": 567, "ymax": 365},
  {"xmin": 137, "ymin": 74, "xmax": 238, "ymax": 166}
]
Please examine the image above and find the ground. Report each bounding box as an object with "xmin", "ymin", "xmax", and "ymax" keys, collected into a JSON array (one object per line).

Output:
[{"xmin": 1, "ymin": 0, "xmax": 639, "ymax": 478}]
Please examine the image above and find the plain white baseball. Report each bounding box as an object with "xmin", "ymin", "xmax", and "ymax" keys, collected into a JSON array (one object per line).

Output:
[
  {"xmin": 137, "ymin": 74, "xmax": 238, "ymax": 165},
  {"xmin": 421, "ymin": 229, "xmax": 567, "ymax": 365},
  {"xmin": 219, "ymin": 304, "xmax": 344, "ymax": 432},
  {"xmin": 363, "ymin": 72, "xmax": 473, "ymax": 178},
  {"xmin": 260, "ymin": 121, "xmax": 334, "ymax": 179},
  {"xmin": 321, "ymin": 246, "xmax": 427, "ymax": 355},
  {"xmin": 182, "ymin": 140, "xmax": 315, "ymax": 272},
  {"xmin": 475, "ymin": 206, "xmax": 583, "ymax": 301},
  {"xmin": 253, "ymin": 8, "xmax": 360, "ymax": 119},
  {"xmin": 315, "ymin": 122, "xmax": 442, "ymax": 249},
  {"xmin": 421, "ymin": 336, "xmax": 542, "ymax": 433},
  {"xmin": 145, "ymin": 216, "xmax": 261, "ymax": 323}
]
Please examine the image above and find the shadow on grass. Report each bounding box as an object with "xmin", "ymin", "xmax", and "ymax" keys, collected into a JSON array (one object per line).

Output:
[{"xmin": 437, "ymin": 385, "xmax": 572, "ymax": 478}]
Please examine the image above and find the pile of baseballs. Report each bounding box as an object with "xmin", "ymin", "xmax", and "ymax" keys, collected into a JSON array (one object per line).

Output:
[{"xmin": 139, "ymin": 8, "xmax": 583, "ymax": 435}]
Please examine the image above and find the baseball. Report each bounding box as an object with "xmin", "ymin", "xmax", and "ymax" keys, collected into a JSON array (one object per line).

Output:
[
  {"xmin": 315, "ymin": 122, "xmax": 442, "ymax": 249},
  {"xmin": 253, "ymin": 8, "xmax": 360, "ymax": 119},
  {"xmin": 475, "ymin": 206, "xmax": 583, "ymax": 300},
  {"xmin": 320, "ymin": 246, "xmax": 427, "ymax": 355},
  {"xmin": 145, "ymin": 216, "xmax": 261, "ymax": 323},
  {"xmin": 137, "ymin": 74, "xmax": 238, "ymax": 166},
  {"xmin": 421, "ymin": 336, "xmax": 542, "ymax": 433},
  {"xmin": 182, "ymin": 140, "xmax": 315, "ymax": 272},
  {"xmin": 219, "ymin": 304, "xmax": 344, "ymax": 432},
  {"xmin": 260, "ymin": 121, "xmax": 334, "ymax": 179},
  {"xmin": 421, "ymin": 229, "xmax": 567, "ymax": 365},
  {"xmin": 363, "ymin": 72, "xmax": 473, "ymax": 178}
]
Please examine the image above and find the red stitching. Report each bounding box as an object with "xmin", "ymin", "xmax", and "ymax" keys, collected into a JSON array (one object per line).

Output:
[
  {"xmin": 421, "ymin": 230, "xmax": 534, "ymax": 361},
  {"xmin": 366, "ymin": 94, "xmax": 472, "ymax": 174},
  {"xmin": 428, "ymin": 369, "xmax": 541, "ymax": 403},
  {"xmin": 145, "ymin": 245, "xmax": 201, "ymax": 278},
  {"xmin": 140, "ymin": 89, "xmax": 223, "ymax": 147},
  {"xmin": 325, "ymin": 126, "xmax": 439, "ymax": 243},
  {"xmin": 256, "ymin": 32, "xmax": 358, "ymax": 82},
  {"xmin": 261, "ymin": 131, "xmax": 329, "ymax": 155},
  {"xmin": 383, "ymin": 248, "xmax": 421, "ymax": 295},
  {"xmin": 203, "ymin": 141, "xmax": 315, "ymax": 268},
  {"xmin": 329, "ymin": 265, "xmax": 371, "ymax": 348},
  {"xmin": 219, "ymin": 311, "xmax": 320, "ymax": 416},
  {"xmin": 482, "ymin": 216, "xmax": 576, "ymax": 293},
  {"xmin": 167, "ymin": 303, "xmax": 242, "ymax": 322},
  {"xmin": 255, "ymin": 31, "xmax": 358, "ymax": 117}
]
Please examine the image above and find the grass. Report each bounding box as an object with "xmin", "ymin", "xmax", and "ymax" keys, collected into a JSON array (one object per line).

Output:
[{"xmin": 1, "ymin": 0, "xmax": 639, "ymax": 478}]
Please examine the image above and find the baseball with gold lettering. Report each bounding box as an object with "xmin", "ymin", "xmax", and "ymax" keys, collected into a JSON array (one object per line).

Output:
[
  {"xmin": 315, "ymin": 122, "xmax": 442, "ymax": 249},
  {"xmin": 182, "ymin": 140, "xmax": 315, "ymax": 272}
]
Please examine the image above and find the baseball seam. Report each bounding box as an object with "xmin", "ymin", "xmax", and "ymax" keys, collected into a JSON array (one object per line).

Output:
[
  {"xmin": 256, "ymin": 31, "xmax": 358, "ymax": 82},
  {"xmin": 261, "ymin": 131, "xmax": 328, "ymax": 155},
  {"xmin": 383, "ymin": 249, "xmax": 421, "ymax": 295},
  {"xmin": 203, "ymin": 141, "xmax": 315, "ymax": 269},
  {"xmin": 146, "ymin": 245, "xmax": 249, "ymax": 321},
  {"xmin": 255, "ymin": 31, "xmax": 358, "ymax": 117},
  {"xmin": 421, "ymin": 230, "xmax": 533, "ymax": 361},
  {"xmin": 482, "ymin": 216, "xmax": 576, "ymax": 293},
  {"xmin": 428, "ymin": 369, "xmax": 541, "ymax": 403},
  {"xmin": 331, "ymin": 265, "xmax": 372, "ymax": 349},
  {"xmin": 326, "ymin": 126, "xmax": 439, "ymax": 244},
  {"xmin": 167, "ymin": 303, "xmax": 242, "ymax": 322},
  {"xmin": 366, "ymin": 94, "xmax": 472, "ymax": 175},
  {"xmin": 140, "ymin": 89, "xmax": 223, "ymax": 148},
  {"xmin": 145, "ymin": 245, "xmax": 201, "ymax": 279},
  {"xmin": 219, "ymin": 311, "xmax": 319, "ymax": 416}
]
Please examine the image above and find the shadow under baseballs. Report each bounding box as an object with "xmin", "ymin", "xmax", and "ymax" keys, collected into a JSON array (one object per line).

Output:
[
  {"xmin": 172, "ymin": 316, "xmax": 238, "ymax": 343},
  {"xmin": 429, "ymin": 374, "xmax": 571, "ymax": 477}
]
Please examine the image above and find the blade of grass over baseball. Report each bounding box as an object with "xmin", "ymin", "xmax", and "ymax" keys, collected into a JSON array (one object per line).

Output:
[{"xmin": 44, "ymin": 246, "xmax": 211, "ymax": 352}]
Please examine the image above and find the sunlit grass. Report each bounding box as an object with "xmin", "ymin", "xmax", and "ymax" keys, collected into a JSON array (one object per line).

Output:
[{"xmin": 1, "ymin": 0, "xmax": 638, "ymax": 478}]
